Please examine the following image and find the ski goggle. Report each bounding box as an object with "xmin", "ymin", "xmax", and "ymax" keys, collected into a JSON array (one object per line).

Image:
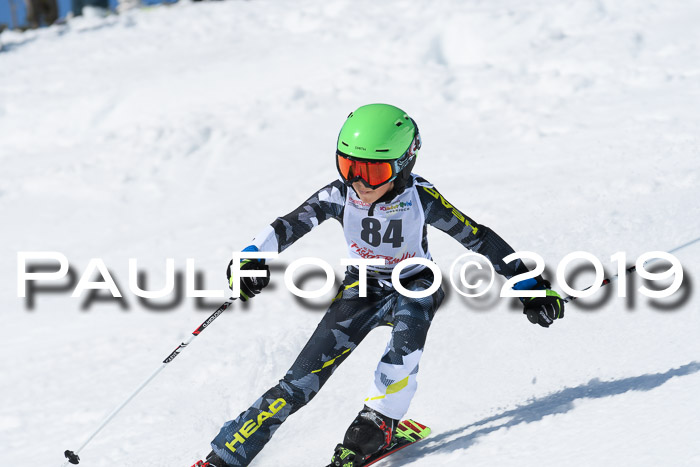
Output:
[
  {"xmin": 336, "ymin": 133, "xmax": 421, "ymax": 189},
  {"xmin": 336, "ymin": 153, "xmax": 397, "ymax": 188}
]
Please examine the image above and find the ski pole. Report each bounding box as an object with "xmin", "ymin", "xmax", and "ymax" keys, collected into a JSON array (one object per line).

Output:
[
  {"xmin": 61, "ymin": 298, "xmax": 236, "ymax": 466},
  {"xmin": 562, "ymin": 235, "xmax": 700, "ymax": 303}
]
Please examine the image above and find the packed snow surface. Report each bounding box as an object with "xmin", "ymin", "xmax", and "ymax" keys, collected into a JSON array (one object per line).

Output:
[{"xmin": 1, "ymin": 1, "xmax": 699, "ymax": 466}]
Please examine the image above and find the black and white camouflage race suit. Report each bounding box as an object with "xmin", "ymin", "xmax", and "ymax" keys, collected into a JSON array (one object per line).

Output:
[{"xmin": 211, "ymin": 174, "xmax": 529, "ymax": 466}]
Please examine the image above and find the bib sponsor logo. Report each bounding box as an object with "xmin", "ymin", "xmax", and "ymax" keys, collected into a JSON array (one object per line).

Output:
[
  {"xmin": 379, "ymin": 200, "xmax": 413, "ymax": 213},
  {"xmin": 350, "ymin": 241, "xmax": 416, "ymax": 265},
  {"xmin": 348, "ymin": 197, "xmax": 371, "ymax": 209}
]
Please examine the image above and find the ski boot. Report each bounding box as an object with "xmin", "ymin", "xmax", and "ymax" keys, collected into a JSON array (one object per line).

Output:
[
  {"xmin": 330, "ymin": 406, "xmax": 398, "ymax": 466},
  {"xmin": 191, "ymin": 450, "xmax": 226, "ymax": 467}
]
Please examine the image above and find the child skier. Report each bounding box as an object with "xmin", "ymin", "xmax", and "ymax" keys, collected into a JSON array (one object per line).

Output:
[{"xmin": 193, "ymin": 103, "xmax": 565, "ymax": 467}]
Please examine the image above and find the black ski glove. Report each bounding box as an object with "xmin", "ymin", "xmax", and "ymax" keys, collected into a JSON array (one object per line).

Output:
[
  {"xmin": 517, "ymin": 277, "xmax": 565, "ymax": 328},
  {"xmin": 227, "ymin": 257, "xmax": 270, "ymax": 301}
]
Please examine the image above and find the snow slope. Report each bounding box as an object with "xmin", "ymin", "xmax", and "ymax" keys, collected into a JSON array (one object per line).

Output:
[{"xmin": 1, "ymin": 1, "xmax": 699, "ymax": 466}]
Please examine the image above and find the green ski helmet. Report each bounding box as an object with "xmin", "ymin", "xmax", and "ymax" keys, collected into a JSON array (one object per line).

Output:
[{"xmin": 336, "ymin": 103, "xmax": 421, "ymax": 189}]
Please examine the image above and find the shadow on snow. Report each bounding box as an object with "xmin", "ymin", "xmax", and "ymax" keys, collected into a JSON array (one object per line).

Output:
[{"xmin": 391, "ymin": 361, "xmax": 700, "ymax": 463}]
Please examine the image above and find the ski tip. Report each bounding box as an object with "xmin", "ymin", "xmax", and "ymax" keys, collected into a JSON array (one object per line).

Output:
[
  {"xmin": 399, "ymin": 419, "xmax": 431, "ymax": 438},
  {"xmin": 395, "ymin": 419, "xmax": 431, "ymax": 444}
]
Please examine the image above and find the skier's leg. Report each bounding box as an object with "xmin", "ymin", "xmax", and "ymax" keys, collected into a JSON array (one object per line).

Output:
[
  {"xmin": 210, "ymin": 276, "xmax": 394, "ymax": 466},
  {"xmin": 363, "ymin": 269, "xmax": 445, "ymax": 421},
  {"xmin": 334, "ymin": 270, "xmax": 443, "ymax": 462},
  {"xmin": 333, "ymin": 270, "xmax": 444, "ymax": 464}
]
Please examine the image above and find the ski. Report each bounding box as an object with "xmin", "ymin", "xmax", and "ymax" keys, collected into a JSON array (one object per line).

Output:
[{"xmin": 327, "ymin": 419, "xmax": 431, "ymax": 467}]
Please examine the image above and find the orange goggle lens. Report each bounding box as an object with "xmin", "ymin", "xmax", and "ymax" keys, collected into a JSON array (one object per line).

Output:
[{"xmin": 337, "ymin": 154, "xmax": 394, "ymax": 186}]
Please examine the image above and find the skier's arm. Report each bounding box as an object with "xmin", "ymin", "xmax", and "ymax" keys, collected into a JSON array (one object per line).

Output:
[
  {"xmin": 227, "ymin": 181, "xmax": 345, "ymax": 300},
  {"xmin": 415, "ymin": 179, "xmax": 528, "ymax": 279},
  {"xmin": 415, "ymin": 178, "xmax": 565, "ymax": 327},
  {"xmin": 249, "ymin": 180, "xmax": 346, "ymax": 253}
]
